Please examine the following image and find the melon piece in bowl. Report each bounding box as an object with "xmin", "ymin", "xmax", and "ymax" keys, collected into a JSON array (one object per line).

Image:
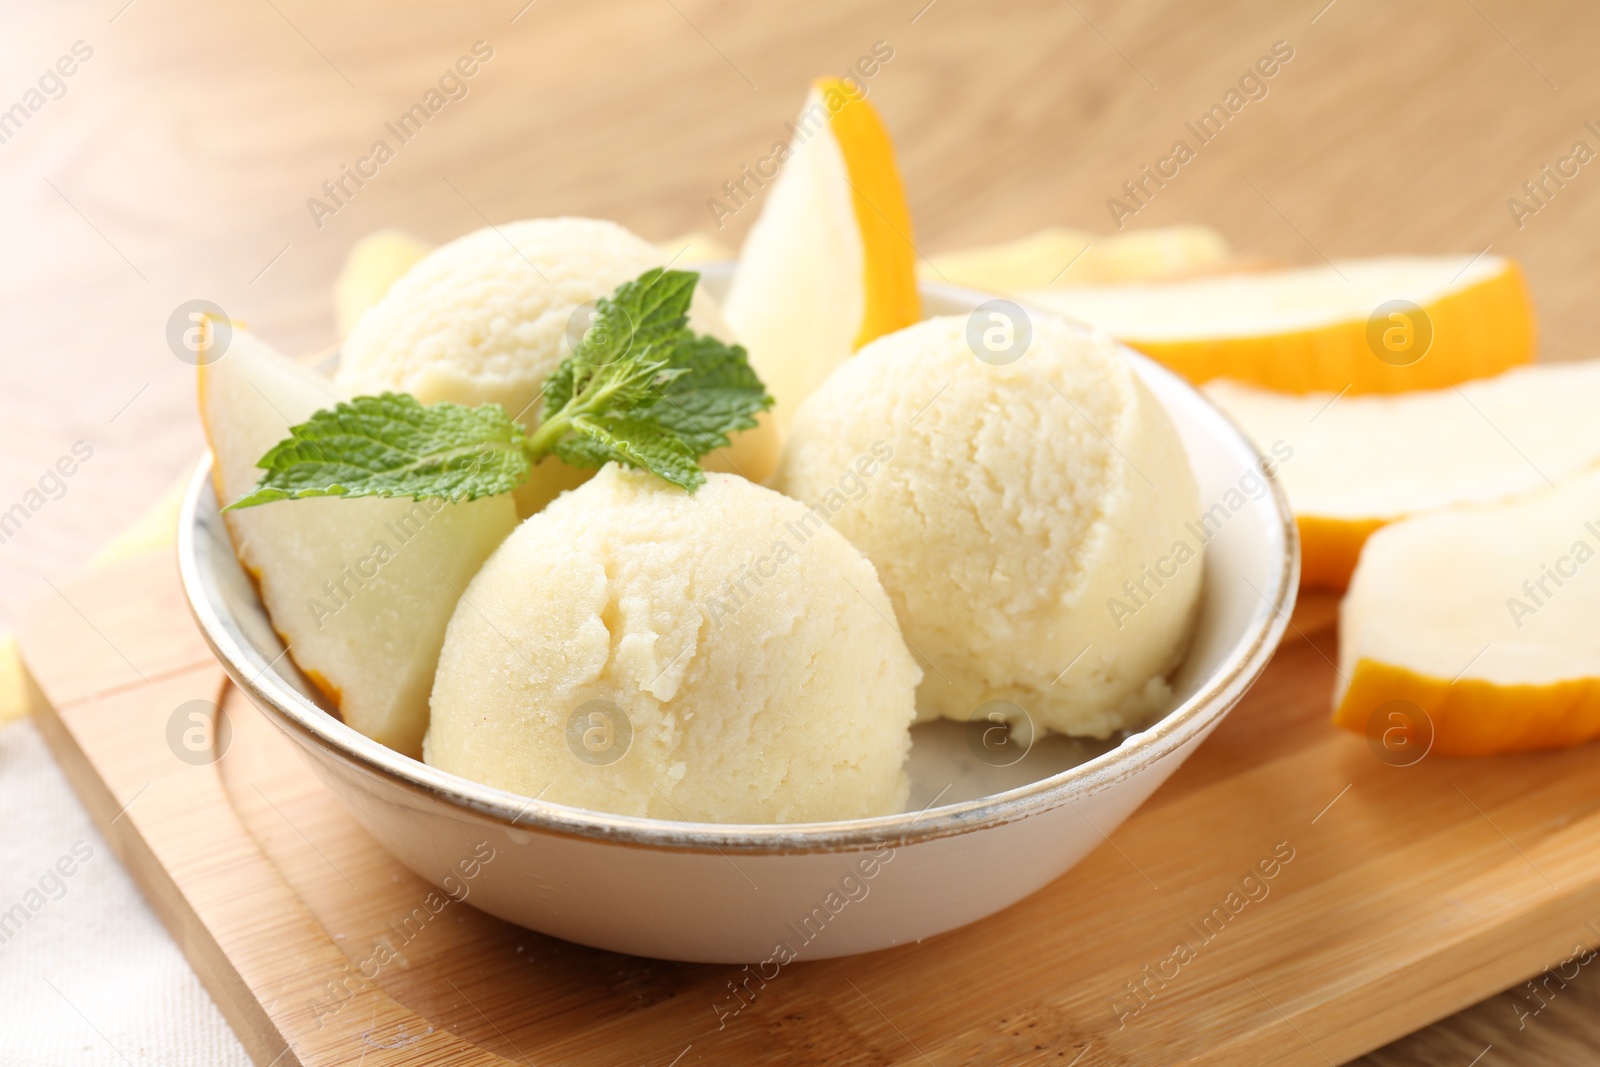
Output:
[
  {"xmin": 199, "ymin": 331, "xmax": 516, "ymax": 754},
  {"xmin": 723, "ymin": 78, "xmax": 921, "ymax": 434}
]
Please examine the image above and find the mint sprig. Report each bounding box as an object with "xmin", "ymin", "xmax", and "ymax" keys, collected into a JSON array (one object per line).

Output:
[
  {"xmin": 227, "ymin": 394, "xmax": 531, "ymax": 507},
  {"xmin": 225, "ymin": 269, "xmax": 771, "ymax": 509}
]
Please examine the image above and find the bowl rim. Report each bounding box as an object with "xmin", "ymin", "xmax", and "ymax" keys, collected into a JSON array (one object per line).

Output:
[{"xmin": 179, "ymin": 283, "xmax": 1300, "ymax": 856}]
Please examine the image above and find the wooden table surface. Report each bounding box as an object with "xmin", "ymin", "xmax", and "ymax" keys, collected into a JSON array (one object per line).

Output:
[{"xmin": 4, "ymin": 0, "xmax": 1597, "ymax": 1062}]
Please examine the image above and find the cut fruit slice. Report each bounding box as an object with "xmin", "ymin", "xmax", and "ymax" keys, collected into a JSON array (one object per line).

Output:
[
  {"xmin": 655, "ymin": 232, "xmax": 734, "ymax": 265},
  {"xmin": 1024, "ymin": 255, "xmax": 1534, "ymax": 395},
  {"xmin": 333, "ymin": 229, "xmax": 433, "ymax": 338},
  {"xmin": 199, "ymin": 331, "xmax": 516, "ymax": 755},
  {"xmin": 921, "ymin": 225, "xmax": 1231, "ymax": 291},
  {"xmin": 1334, "ymin": 467, "xmax": 1600, "ymax": 756},
  {"xmin": 723, "ymin": 77, "xmax": 920, "ymax": 432},
  {"xmin": 1206, "ymin": 361, "xmax": 1600, "ymax": 589}
]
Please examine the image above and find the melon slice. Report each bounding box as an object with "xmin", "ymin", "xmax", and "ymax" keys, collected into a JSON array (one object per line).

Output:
[
  {"xmin": 199, "ymin": 331, "xmax": 516, "ymax": 755},
  {"xmin": 1024, "ymin": 255, "xmax": 1534, "ymax": 395},
  {"xmin": 1205, "ymin": 361, "xmax": 1600, "ymax": 589},
  {"xmin": 1335, "ymin": 467, "xmax": 1600, "ymax": 755},
  {"xmin": 655, "ymin": 232, "xmax": 734, "ymax": 265},
  {"xmin": 333, "ymin": 229, "xmax": 433, "ymax": 339},
  {"xmin": 723, "ymin": 77, "xmax": 920, "ymax": 432},
  {"xmin": 921, "ymin": 224, "xmax": 1230, "ymax": 291}
]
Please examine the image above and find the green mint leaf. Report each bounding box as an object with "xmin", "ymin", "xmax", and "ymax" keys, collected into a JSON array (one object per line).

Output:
[
  {"xmin": 561, "ymin": 267, "xmax": 698, "ymax": 379},
  {"xmin": 556, "ymin": 414, "xmax": 704, "ymax": 491},
  {"xmin": 228, "ymin": 269, "xmax": 773, "ymax": 509},
  {"xmin": 600, "ymin": 267, "xmax": 698, "ymax": 355},
  {"xmin": 540, "ymin": 268, "xmax": 697, "ymax": 432},
  {"xmin": 546, "ymin": 431, "xmax": 615, "ymax": 470},
  {"xmin": 536, "ymin": 269, "xmax": 773, "ymax": 482},
  {"xmin": 540, "ymin": 356, "xmax": 577, "ymax": 419},
  {"xmin": 646, "ymin": 333, "xmax": 772, "ymax": 454},
  {"xmin": 225, "ymin": 393, "xmax": 531, "ymax": 510}
]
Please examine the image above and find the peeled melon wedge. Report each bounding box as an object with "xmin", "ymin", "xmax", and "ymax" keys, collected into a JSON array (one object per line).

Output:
[
  {"xmin": 921, "ymin": 225, "xmax": 1230, "ymax": 291},
  {"xmin": 723, "ymin": 77, "xmax": 920, "ymax": 432},
  {"xmin": 1335, "ymin": 467, "xmax": 1600, "ymax": 755},
  {"xmin": 1206, "ymin": 361, "xmax": 1600, "ymax": 589},
  {"xmin": 1024, "ymin": 255, "xmax": 1534, "ymax": 395},
  {"xmin": 199, "ymin": 332, "xmax": 516, "ymax": 755}
]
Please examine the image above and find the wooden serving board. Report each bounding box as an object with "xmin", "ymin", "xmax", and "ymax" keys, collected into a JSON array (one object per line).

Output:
[{"xmin": 18, "ymin": 545, "xmax": 1600, "ymax": 1066}]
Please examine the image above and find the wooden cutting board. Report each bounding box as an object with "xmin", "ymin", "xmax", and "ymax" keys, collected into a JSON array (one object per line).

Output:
[{"xmin": 18, "ymin": 545, "xmax": 1600, "ymax": 1067}]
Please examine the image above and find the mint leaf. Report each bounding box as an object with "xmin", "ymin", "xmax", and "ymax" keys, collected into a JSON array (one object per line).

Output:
[
  {"xmin": 557, "ymin": 414, "xmax": 703, "ymax": 491},
  {"xmin": 555, "ymin": 268, "xmax": 696, "ymax": 389},
  {"xmin": 546, "ymin": 431, "xmax": 615, "ymax": 470},
  {"xmin": 227, "ymin": 269, "xmax": 776, "ymax": 509},
  {"xmin": 535, "ymin": 271, "xmax": 772, "ymax": 478},
  {"xmin": 225, "ymin": 393, "xmax": 530, "ymax": 509},
  {"xmin": 595, "ymin": 267, "xmax": 698, "ymax": 359},
  {"xmin": 646, "ymin": 333, "xmax": 771, "ymax": 454},
  {"xmin": 539, "ymin": 268, "xmax": 695, "ymax": 436},
  {"xmin": 533, "ymin": 349, "xmax": 701, "ymax": 489}
]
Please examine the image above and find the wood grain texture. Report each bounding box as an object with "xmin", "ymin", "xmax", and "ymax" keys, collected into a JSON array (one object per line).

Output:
[
  {"xmin": 18, "ymin": 549, "xmax": 1600, "ymax": 1066},
  {"xmin": 6, "ymin": 1, "xmax": 1600, "ymax": 1061}
]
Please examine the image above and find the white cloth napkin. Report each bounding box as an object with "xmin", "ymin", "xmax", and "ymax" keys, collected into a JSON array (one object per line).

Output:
[{"xmin": 0, "ymin": 718, "xmax": 249, "ymax": 1067}]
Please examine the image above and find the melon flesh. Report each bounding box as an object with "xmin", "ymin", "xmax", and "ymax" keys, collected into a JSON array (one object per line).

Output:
[
  {"xmin": 921, "ymin": 225, "xmax": 1230, "ymax": 291},
  {"xmin": 723, "ymin": 80, "xmax": 919, "ymax": 433},
  {"xmin": 1205, "ymin": 361, "xmax": 1600, "ymax": 588},
  {"xmin": 334, "ymin": 229, "xmax": 432, "ymax": 338},
  {"xmin": 1023, "ymin": 255, "xmax": 1534, "ymax": 395},
  {"xmin": 723, "ymin": 87, "xmax": 864, "ymax": 434},
  {"xmin": 200, "ymin": 333, "xmax": 516, "ymax": 755},
  {"xmin": 1335, "ymin": 467, "xmax": 1600, "ymax": 755}
]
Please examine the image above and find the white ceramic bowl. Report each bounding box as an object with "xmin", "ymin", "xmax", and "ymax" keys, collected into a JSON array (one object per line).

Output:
[{"xmin": 178, "ymin": 272, "xmax": 1298, "ymax": 963}]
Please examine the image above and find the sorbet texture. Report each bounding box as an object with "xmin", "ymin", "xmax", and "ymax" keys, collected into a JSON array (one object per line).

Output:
[
  {"xmin": 336, "ymin": 217, "xmax": 739, "ymax": 513},
  {"xmin": 775, "ymin": 315, "xmax": 1201, "ymax": 737},
  {"xmin": 424, "ymin": 466, "xmax": 921, "ymax": 823}
]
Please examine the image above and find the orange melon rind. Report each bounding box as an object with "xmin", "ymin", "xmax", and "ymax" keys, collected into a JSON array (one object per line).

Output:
[
  {"xmin": 1027, "ymin": 256, "xmax": 1535, "ymax": 396},
  {"xmin": 724, "ymin": 79, "xmax": 921, "ymax": 432},
  {"xmin": 1208, "ymin": 361, "xmax": 1600, "ymax": 592},
  {"xmin": 814, "ymin": 76, "xmax": 921, "ymax": 349},
  {"xmin": 1334, "ymin": 658, "xmax": 1600, "ymax": 757},
  {"xmin": 1297, "ymin": 515, "xmax": 1387, "ymax": 591}
]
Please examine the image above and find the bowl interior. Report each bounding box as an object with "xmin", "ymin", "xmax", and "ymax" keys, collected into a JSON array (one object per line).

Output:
[{"xmin": 180, "ymin": 269, "xmax": 1296, "ymax": 848}]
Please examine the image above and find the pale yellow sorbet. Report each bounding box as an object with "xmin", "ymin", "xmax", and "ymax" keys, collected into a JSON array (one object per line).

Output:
[
  {"xmin": 775, "ymin": 315, "xmax": 1201, "ymax": 738},
  {"xmin": 424, "ymin": 466, "xmax": 921, "ymax": 823},
  {"xmin": 336, "ymin": 217, "xmax": 772, "ymax": 513}
]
